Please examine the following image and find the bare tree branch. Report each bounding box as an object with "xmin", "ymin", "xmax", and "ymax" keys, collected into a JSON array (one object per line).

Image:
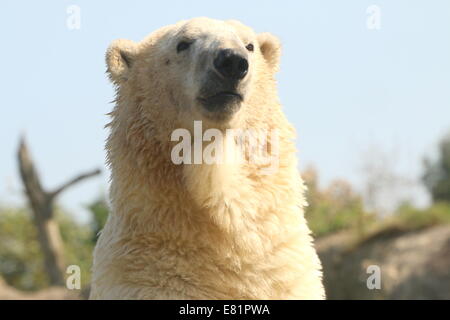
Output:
[{"xmin": 49, "ymin": 168, "xmax": 101, "ymax": 200}]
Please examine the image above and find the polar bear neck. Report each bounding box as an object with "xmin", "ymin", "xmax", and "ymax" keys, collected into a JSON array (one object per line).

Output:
[
  {"xmin": 107, "ymin": 101, "xmax": 304, "ymax": 236},
  {"xmin": 95, "ymin": 93, "xmax": 325, "ymax": 299}
]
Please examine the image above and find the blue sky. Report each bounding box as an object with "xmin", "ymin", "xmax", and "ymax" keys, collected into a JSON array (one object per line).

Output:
[{"xmin": 1, "ymin": 1, "xmax": 449, "ymax": 222}]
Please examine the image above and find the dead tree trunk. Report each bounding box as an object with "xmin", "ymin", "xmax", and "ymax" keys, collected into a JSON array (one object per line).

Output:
[{"xmin": 17, "ymin": 137, "xmax": 101, "ymax": 286}]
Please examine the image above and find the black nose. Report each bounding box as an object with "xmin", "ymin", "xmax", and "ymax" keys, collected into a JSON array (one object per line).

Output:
[{"xmin": 213, "ymin": 49, "xmax": 248, "ymax": 80}]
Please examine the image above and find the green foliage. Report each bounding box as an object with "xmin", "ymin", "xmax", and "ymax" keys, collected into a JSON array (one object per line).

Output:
[
  {"xmin": 87, "ymin": 198, "xmax": 109, "ymax": 243},
  {"xmin": 303, "ymin": 167, "xmax": 375, "ymax": 238},
  {"xmin": 0, "ymin": 207, "xmax": 48, "ymax": 290},
  {"xmin": 0, "ymin": 204, "xmax": 103, "ymax": 291},
  {"xmin": 390, "ymin": 202, "xmax": 450, "ymax": 230},
  {"xmin": 357, "ymin": 202, "xmax": 450, "ymax": 246},
  {"xmin": 423, "ymin": 133, "xmax": 450, "ymax": 203}
]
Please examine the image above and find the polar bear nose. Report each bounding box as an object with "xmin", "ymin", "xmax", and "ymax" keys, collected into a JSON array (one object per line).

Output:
[{"xmin": 213, "ymin": 49, "xmax": 248, "ymax": 80}]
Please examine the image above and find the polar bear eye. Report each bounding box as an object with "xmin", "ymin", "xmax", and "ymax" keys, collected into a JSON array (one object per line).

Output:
[
  {"xmin": 177, "ymin": 41, "xmax": 192, "ymax": 53},
  {"xmin": 246, "ymin": 43, "xmax": 254, "ymax": 52}
]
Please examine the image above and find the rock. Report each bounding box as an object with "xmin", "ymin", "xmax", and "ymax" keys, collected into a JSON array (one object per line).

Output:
[{"xmin": 316, "ymin": 225, "xmax": 450, "ymax": 299}]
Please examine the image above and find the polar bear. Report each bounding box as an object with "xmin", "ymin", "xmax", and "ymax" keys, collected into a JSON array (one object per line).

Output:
[{"xmin": 90, "ymin": 17, "xmax": 325, "ymax": 300}]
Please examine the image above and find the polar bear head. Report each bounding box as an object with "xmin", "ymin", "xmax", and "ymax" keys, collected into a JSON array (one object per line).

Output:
[{"xmin": 106, "ymin": 17, "xmax": 281, "ymax": 128}]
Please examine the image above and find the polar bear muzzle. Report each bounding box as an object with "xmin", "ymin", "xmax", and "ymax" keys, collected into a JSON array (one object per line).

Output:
[{"xmin": 197, "ymin": 48, "xmax": 249, "ymax": 121}]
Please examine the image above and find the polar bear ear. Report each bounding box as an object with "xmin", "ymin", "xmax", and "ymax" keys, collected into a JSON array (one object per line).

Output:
[
  {"xmin": 106, "ymin": 39, "xmax": 138, "ymax": 84},
  {"xmin": 257, "ymin": 33, "xmax": 281, "ymax": 73}
]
